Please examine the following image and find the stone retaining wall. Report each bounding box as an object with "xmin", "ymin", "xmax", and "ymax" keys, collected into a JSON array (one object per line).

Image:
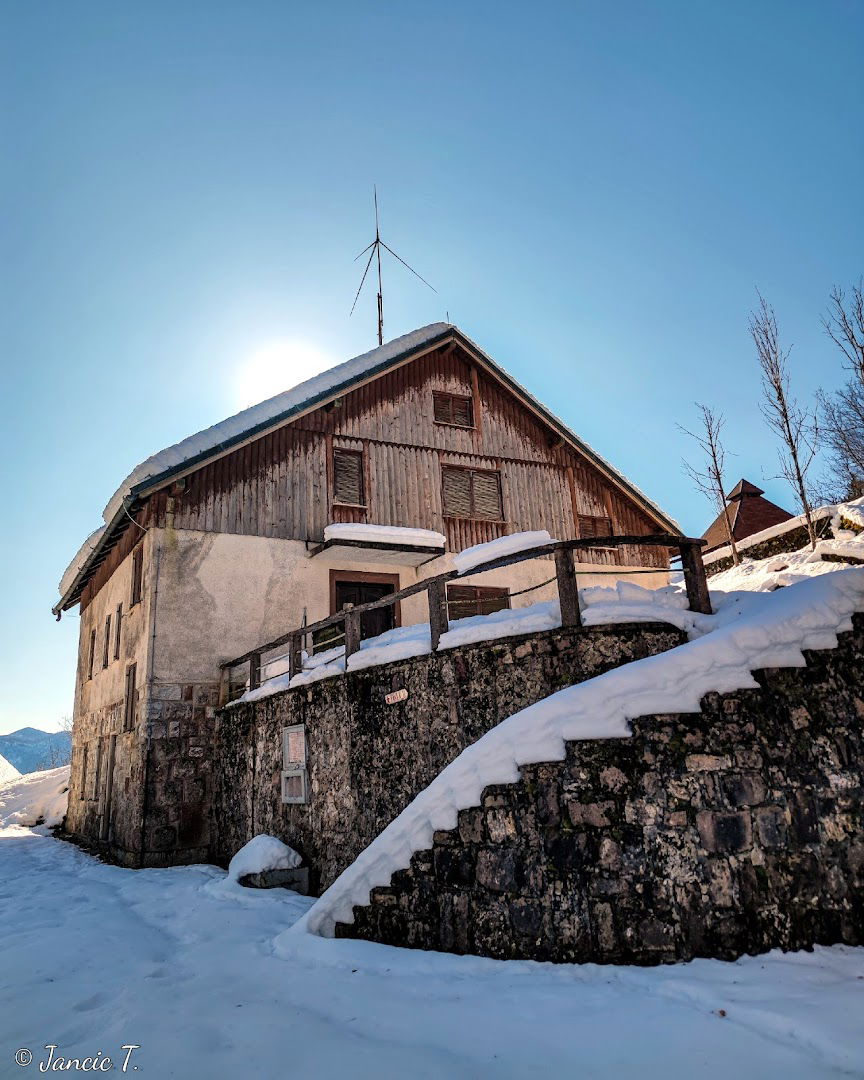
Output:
[
  {"xmin": 338, "ymin": 614, "xmax": 864, "ymax": 964},
  {"xmin": 705, "ymin": 514, "xmax": 833, "ymax": 575},
  {"xmin": 213, "ymin": 623, "xmax": 686, "ymax": 890}
]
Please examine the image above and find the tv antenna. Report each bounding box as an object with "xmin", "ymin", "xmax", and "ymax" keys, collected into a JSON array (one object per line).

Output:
[{"xmin": 350, "ymin": 186, "xmax": 436, "ymax": 346}]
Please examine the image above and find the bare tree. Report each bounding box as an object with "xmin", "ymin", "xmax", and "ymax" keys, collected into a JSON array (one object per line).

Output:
[
  {"xmin": 823, "ymin": 279, "xmax": 864, "ymax": 381},
  {"xmin": 680, "ymin": 404, "xmax": 740, "ymax": 564},
  {"xmin": 819, "ymin": 279, "xmax": 864, "ymax": 501},
  {"xmin": 750, "ymin": 292, "xmax": 819, "ymax": 550}
]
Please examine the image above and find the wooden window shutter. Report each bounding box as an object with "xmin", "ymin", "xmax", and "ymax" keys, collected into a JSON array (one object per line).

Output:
[
  {"xmin": 88, "ymin": 629, "xmax": 96, "ymax": 680},
  {"xmin": 442, "ymin": 466, "xmax": 502, "ymax": 520},
  {"xmin": 124, "ymin": 663, "xmax": 137, "ymax": 731},
  {"xmin": 578, "ymin": 514, "xmax": 613, "ymax": 539},
  {"xmin": 442, "ymin": 467, "xmax": 473, "ymax": 517},
  {"xmin": 114, "ymin": 604, "xmax": 123, "ymax": 660},
  {"xmin": 333, "ymin": 448, "xmax": 364, "ymax": 505},
  {"xmin": 103, "ymin": 615, "xmax": 112, "ymax": 669},
  {"xmin": 472, "ymin": 470, "xmax": 503, "ymax": 520},
  {"xmin": 433, "ymin": 392, "xmax": 452, "ymax": 424},
  {"xmin": 131, "ymin": 546, "xmax": 143, "ymax": 607},
  {"xmin": 452, "ymin": 395, "xmax": 473, "ymax": 427},
  {"xmin": 433, "ymin": 391, "xmax": 473, "ymax": 428}
]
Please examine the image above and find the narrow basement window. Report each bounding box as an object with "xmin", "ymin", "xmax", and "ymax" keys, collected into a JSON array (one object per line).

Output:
[{"xmin": 281, "ymin": 724, "xmax": 309, "ymax": 805}]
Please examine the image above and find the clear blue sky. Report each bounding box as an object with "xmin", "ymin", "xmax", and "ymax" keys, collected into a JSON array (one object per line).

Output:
[{"xmin": 1, "ymin": 1, "xmax": 861, "ymax": 734}]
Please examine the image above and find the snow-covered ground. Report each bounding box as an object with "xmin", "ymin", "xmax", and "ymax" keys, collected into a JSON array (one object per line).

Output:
[
  {"xmin": 0, "ymin": 820, "xmax": 862, "ymax": 1079},
  {"xmin": 0, "ymin": 765, "xmax": 69, "ymax": 830}
]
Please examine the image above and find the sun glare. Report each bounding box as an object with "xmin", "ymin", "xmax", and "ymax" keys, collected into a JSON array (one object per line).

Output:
[{"xmin": 232, "ymin": 341, "xmax": 335, "ymax": 411}]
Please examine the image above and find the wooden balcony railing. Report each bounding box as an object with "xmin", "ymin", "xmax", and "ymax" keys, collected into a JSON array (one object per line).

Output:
[{"xmin": 219, "ymin": 534, "xmax": 710, "ymax": 705}]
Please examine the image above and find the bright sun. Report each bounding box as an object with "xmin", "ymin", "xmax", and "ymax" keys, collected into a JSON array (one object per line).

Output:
[{"xmin": 232, "ymin": 341, "xmax": 335, "ymax": 411}]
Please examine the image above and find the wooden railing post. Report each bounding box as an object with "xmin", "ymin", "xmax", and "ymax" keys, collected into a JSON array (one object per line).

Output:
[
  {"xmin": 288, "ymin": 633, "xmax": 303, "ymax": 680},
  {"xmin": 555, "ymin": 546, "xmax": 582, "ymax": 627},
  {"xmin": 249, "ymin": 652, "xmax": 261, "ymax": 692},
  {"xmin": 344, "ymin": 609, "xmax": 361, "ymax": 662},
  {"xmin": 428, "ymin": 577, "xmax": 449, "ymax": 650},
  {"xmin": 679, "ymin": 542, "xmax": 713, "ymax": 615}
]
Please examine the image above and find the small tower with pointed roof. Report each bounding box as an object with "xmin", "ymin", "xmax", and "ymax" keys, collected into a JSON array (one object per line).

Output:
[{"xmin": 702, "ymin": 478, "xmax": 793, "ymax": 552}]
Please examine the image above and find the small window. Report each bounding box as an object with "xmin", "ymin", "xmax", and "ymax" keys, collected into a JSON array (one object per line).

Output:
[
  {"xmin": 123, "ymin": 663, "xmax": 137, "ymax": 732},
  {"xmin": 130, "ymin": 546, "xmax": 144, "ymax": 607},
  {"xmin": 87, "ymin": 629, "xmax": 97, "ymax": 680},
  {"xmin": 332, "ymin": 448, "xmax": 365, "ymax": 506},
  {"xmin": 281, "ymin": 724, "xmax": 309, "ymax": 805},
  {"xmin": 80, "ymin": 744, "xmax": 89, "ymax": 798},
  {"xmin": 114, "ymin": 604, "xmax": 123, "ymax": 660},
  {"xmin": 433, "ymin": 391, "xmax": 473, "ymax": 428},
  {"xmin": 103, "ymin": 614, "xmax": 112, "ymax": 669},
  {"xmin": 578, "ymin": 514, "xmax": 614, "ymax": 540},
  {"xmin": 442, "ymin": 465, "xmax": 503, "ymax": 521},
  {"xmin": 447, "ymin": 584, "xmax": 511, "ymax": 620}
]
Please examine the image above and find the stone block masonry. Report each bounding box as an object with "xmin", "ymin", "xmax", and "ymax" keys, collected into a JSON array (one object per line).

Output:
[
  {"xmin": 142, "ymin": 680, "xmax": 219, "ymax": 866},
  {"xmin": 213, "ymin": 623, "xmax": 686, "ymax": 890},
  {"xmin": 338, "ymin": 614, "xmax": 864, "ymax": 964}
]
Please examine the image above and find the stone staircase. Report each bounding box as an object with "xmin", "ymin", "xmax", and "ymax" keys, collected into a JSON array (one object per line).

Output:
[{"xmin": 333, "ymin": 613, "xmax": 864, "ymax": 964}]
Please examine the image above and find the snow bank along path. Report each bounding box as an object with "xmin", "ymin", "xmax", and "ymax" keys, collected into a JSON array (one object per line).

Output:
[
  {"xmin": 297, "ymin": 568, "xmax": 864, "ymax": 937},
  {"xmin": 0, "ymin": 766, "xmax": 70, "ymax": 830}
]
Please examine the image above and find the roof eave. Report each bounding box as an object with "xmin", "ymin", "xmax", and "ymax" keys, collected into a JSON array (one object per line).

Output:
[{"xmin": 52, "ymin": 500, "xmax": 136, "ymax": 617}]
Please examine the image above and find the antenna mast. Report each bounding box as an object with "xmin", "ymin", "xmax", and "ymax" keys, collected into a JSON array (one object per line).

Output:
[{"xmin": 351, "ymin": 186, "xmax": 436, "ymax": 346}]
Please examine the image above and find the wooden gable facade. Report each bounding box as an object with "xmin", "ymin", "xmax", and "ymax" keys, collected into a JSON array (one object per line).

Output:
[{"xmin": 133, "ymin": 339, "xmax": 668, "ymax": 568}]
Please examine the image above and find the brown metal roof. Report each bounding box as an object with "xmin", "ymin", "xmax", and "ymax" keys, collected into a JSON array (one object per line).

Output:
[{"xmin": 702, "ymin": 478, "xmax": 793, "ymax": 552}]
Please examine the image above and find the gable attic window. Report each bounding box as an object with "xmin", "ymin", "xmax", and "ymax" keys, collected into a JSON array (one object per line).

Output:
[
  {"xmin": 130, "ymin": 546, "xmax": 144, "ymax": 607},
  {"xmin": 433, "ymin": 391, "xmax": 474, "ymax": 428},
  {"xmin": 577, "ymin": 513, "xmax": 614, "ymax": 540},
  {"xmin": 332, "ymin": 448, "xmax": 365, "ymax": 507},
  {"xmin": 441, "ymin": 465, "xmax": 503, "ymax": 521},
  {"xmin": 281, "ymin": 724, "xmax": 309, "ymax": 805}
]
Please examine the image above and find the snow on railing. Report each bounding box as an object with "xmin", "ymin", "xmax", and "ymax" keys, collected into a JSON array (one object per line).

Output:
[{"xmin": 219, "ymin": 532, "xmax": 710, "ymax": 705}]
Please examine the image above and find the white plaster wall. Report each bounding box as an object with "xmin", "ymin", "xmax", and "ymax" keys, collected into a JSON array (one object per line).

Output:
[
  {"xmin": 150, "ymin": 528, "xmax": 669, "ymax": 685},
  {"xmin": 152, "ymin": 529, "xmax": 428, "ymax": 683}
]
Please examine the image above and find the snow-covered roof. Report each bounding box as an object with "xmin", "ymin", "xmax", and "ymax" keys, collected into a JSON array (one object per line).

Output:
[{"xmin": 56, "ymin": 322, "xmax": 680, "ymax": 610}]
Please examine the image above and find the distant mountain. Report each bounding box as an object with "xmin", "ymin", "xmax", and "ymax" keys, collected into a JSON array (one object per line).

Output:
[{"xmin": 0, "ymin": 728, "xmax": 72, "ymax": 775}]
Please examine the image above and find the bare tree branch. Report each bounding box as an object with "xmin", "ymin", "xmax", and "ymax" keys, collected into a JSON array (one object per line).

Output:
[
  {"xmin": 819, "ymin": 277, "xmax": 864, "ymax": 500},
  {"xmin": 822, "ymin": 279, "xmax": 864, "ymax": 382},
  {"xmin": 679, "ymin": 404, "xmax": 740, "ymax": 564},
  {"xmin": 750, "ymin": 291, "xmax": 819, "ymax": 549}
]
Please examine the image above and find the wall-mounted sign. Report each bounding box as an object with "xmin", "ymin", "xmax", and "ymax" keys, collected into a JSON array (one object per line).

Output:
[{"xmin": 385, "ymin": 688, "xmax": 409, "ymax": 705}]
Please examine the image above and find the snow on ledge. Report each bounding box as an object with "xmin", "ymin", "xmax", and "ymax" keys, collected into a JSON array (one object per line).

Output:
[
  {"xmin": 702, "ymin": 497, "xmax": 864, "ymax": 566},
  {"xmin": 323, "ymin": 523, "xmax": 446, "ymax": 548},
  {"xmin": 294, "ymin": 569, "xmax": 864, "ymax": 937},
  {"xmin": 453, "ymin": 531, "xmax": 555, "ymax": 574},
  {"xmin": 228, "ymin": 834, "xmax": 302, "ymax": 881}
]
